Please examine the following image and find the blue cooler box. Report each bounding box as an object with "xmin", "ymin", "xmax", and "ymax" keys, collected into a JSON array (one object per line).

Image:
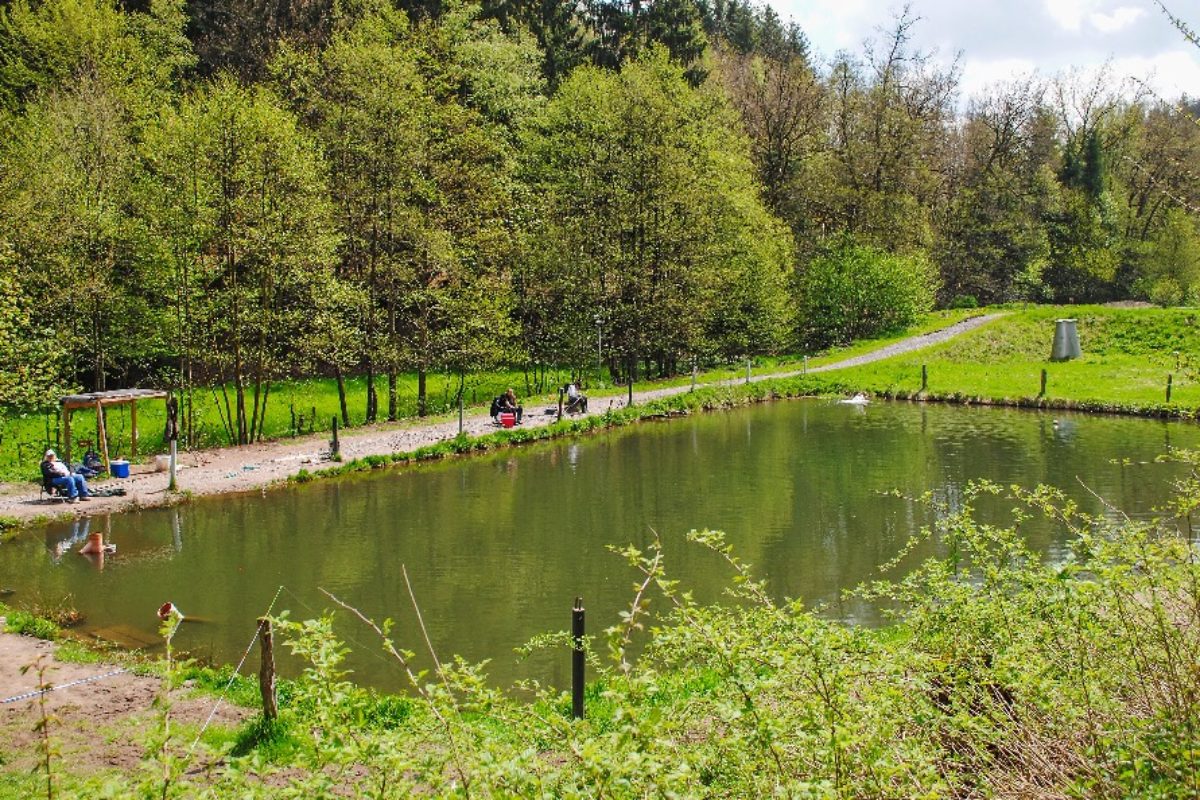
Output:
[{"xmin": 110, "ymin": 459, "xmax": 130, "ymax": 478}]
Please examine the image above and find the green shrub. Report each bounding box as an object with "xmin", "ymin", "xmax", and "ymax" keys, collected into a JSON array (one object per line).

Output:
[
  {"xmin": 798, "ymin": 238, "xmax": 939, "ymax": 348},
  {"xmin": 5, "ymin": 609, "xmax": 59, "ymax": 640},
  {"xmin": 948, "ymin": 293, "xmax": 978, "ymax": 309}
]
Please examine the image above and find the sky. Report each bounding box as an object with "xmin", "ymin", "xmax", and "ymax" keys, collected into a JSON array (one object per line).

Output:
[{"xmin": 769, "ymin": 0, "xmax": 1200, "ymax": 103}]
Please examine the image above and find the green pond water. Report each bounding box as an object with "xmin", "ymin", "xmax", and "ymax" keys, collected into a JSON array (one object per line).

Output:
[{"xmin": 2, "ymin": 399, "xmax": 1196, "ymax": 691}]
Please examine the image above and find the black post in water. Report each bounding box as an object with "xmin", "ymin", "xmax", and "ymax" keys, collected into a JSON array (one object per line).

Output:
[
  {"xmin": 330, "ymin": 416, "xmax": 340, "ymax": 460},
  {"xmin": 572, "ymin": 597, "xmax": 585, "ymax": 720}
]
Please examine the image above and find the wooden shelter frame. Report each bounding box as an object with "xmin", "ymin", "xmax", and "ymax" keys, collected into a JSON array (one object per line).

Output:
[{"xmin": 60, "ymin": 389, "xmax": 169, "ymax": 469}]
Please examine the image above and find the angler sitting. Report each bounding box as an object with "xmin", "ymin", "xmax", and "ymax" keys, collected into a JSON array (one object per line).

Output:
[
  {"xmin": 41, "ymin": 449, "xmax": 91, "ymax": 502},
  {"xmin": 565, "ymin": 382, "xmax": 588, "ymax": 414}
]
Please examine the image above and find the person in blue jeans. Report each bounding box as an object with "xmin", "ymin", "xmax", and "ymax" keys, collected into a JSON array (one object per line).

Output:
[{"xmin": 41, "ymin": 450, "xmax": 91, "ymax": 502}]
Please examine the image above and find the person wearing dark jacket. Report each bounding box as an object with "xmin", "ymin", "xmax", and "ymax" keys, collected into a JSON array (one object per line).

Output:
[{"xmin": 41, "ymin": 450, "xmax": 90, "ymax": 502}]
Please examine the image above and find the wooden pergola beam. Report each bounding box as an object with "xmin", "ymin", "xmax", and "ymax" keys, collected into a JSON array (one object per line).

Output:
[{"xmin": 60, "ymin": 389, "xmax": 168, "ymax": 467}]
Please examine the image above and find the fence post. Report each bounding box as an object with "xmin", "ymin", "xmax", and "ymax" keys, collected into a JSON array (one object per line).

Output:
[
  {"xmin": 627, "ymin": 359, "xmax": 634, "ymax": 409},
  {"xmin": 572, "ymin": 597, "xmax": 585, "ymax": 720},
  {"xmin": 921, "ymin": 364, "xmax": 928, "ymax": 393},
  {"xmin": 746, "ymin": 358, "xmax": 752, "ymax": 384},
  {"xmin": 330, "ymin": 416, "xmax": 340, "ymax": 460},
  {"xmin": 258, "ymin": 617, "xmax": 277, "ymax": 721},
  {"xmin": 1167, "ymin": 374, "xmax": 1174, "ymax": 404},
  {"xmin": 1039, "ymin": 369, "xmax": 1048, "ymax": 399}
]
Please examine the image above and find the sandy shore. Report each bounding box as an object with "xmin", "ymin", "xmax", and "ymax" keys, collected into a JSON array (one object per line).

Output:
[
  {"xmin": 0, "ymin": 315, "xmax": 1001, "ymax": 524},
  {"xmin": 0, "ymin": 625, "xmax": 250, "ymax": 779}
]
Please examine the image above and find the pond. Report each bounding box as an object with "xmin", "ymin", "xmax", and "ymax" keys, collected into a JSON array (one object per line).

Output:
[{"xmin": 1, "ymin": 399, "xmax": 1196, "ymax": 691}]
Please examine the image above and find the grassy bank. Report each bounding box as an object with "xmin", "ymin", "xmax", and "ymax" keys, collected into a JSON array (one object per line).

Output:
[{"xmin": 823, "ymin": 304, "xmax": 1200, "ymax": 414}]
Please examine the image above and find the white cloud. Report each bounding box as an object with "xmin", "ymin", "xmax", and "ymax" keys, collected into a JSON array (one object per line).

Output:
[
  {"xmin": 1089, "ymin": 6, "xmax": 1145, "ymax": 34},
  {"xmin": 958, "ymin": 58, "xmax": 1040, "ymax": 100},
  {"xmin": 1043, "ymin": 0, "xmax": 1094, "ymax": 32},
  {"xmin": 769, "ymin": 0, "xmax": 1200, "ymax": 104},
  {"xmin": 1111, "ymin": 50, "xmax": 1200, "ymax": 100}
]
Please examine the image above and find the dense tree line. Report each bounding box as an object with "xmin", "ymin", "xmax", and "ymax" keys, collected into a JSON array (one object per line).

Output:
[{"xmin": 0, "ymin": 0, "xmax": 1197, "ymax": 446}]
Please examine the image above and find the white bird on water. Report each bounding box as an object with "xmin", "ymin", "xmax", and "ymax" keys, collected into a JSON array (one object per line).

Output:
[{"xmin": 839, "ymin": 392, "xmax": 870, "ymax": 406}]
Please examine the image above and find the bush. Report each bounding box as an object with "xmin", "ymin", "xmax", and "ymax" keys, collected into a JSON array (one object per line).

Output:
[
  {"xmin": 948, "ymin": 293, "xmax": 979, "ymax": 309},
  {"xmin": 5, "ymin": 609, "xmax": 59, "ymax": 640},
  {"xmin": 797, "ymin": 238, "xmax": 939, "ymax": 348}
]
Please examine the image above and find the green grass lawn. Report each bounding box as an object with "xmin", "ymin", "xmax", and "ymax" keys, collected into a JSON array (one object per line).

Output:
[
  {"xmin": 822, "ymin": 304, "xmax": 1200, "ymax": 410},
  {"xmin": 0, "ymin": 367, "xmax": 549, "ymax": 483}
]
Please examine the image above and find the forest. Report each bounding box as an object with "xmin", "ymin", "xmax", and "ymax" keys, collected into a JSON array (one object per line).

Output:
[{"xmin": 0, "ymin": 0, "xmax": 1197, "ymax": 447}]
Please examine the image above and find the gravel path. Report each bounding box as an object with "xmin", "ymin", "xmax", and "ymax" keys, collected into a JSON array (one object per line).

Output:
[
  {"xmin": 0, "ymin": 314, "xmax": 1003, "ymax": 522},
  {"xmin": 626, "ymin": 312, "xmax": 1005, "ymax": 404}
]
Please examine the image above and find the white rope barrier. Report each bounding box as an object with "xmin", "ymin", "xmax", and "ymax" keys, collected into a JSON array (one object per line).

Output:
[{"xmin": 1, "ymin": 668, "xmax": 129, "ymax": 705}]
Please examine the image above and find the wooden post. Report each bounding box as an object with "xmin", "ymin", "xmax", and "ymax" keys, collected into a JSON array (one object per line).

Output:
[
  {"xmin": 169, "ymin": 439, "xmax": 177, "ymax": 492},
  {"xmin": 63, "ymin": 409, "xmax": 72, "ymax": 467},
  {"xmin": 130, "ymin": 400, "xmax": 138, "ymax": 459},
  {"xmin": 803, "ymin": 356, "xmax": 808, "ymax": 375},
  {"xmin": 330, "ymin": 416, "xmax": 340, "ymax": 459},
  {"xmin": 921, "ymin": 365, "xmax": 928, "ymax": 393},
  {"xmin": 1167, "ymin": 374, "xmax": 1174, "ymax": 403},
  {"xmin": 96, "ymin": 400, "xmax": 110, "ymax": 470},
  {"xmin": 745, "ymin": 358, "xmax": 751, "ymax": 384},
  {"xmin": 572, "ymin": 597, "xmax": 585, "ymax": 720},
  {"xmin": 557, "ymin": 387, "xmax": 564, "ymax": 421},
  {"xmin": 458, "ymin": 392, "xmax": 464, "ymax": 435},
  {"xmin": 1039, "ymin": 369, "xmax": 1047, "ymax": 399},
  {"xmin": 257, "ymin": 618, "xmax": 277, "ymax": 721},
  {"xmin": 691, "ymin": 360, "xmax": 697, "ymax": 393}
]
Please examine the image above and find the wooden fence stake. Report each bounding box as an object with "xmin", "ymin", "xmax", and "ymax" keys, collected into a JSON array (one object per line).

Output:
[
  {"xmin": 572, "ymin": 597, "xmax": 585, "ymax": 720},
  {"xmin": 330, "ymin": 416, "xmax": 340, "ymax": 460},
  {"xmin": 258, "ymin": 617, "xmax": 277, "ymax": 721},
  {"xmin": 1039, "ymin": 369, "xmax": 1048, "ymax": 399},
  {"xmin": 921, "ymin": 365, "xmax": 928, "ymax": 393},
  {"xmin": 1167, "ymin": 373, "xmax": 1174, "ymax": 404}
]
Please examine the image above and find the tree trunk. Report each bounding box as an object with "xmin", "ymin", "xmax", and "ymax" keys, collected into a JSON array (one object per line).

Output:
[
  {"xmin": 365, "ymin": 359, "xmax": 378, "ymax": 424},
  {"xmin": 387, "ymin": 370, "xmax": 397, "ymax": 421},
  {"xmin": 335, "ymin": 365, "xmax": 350, "ymax": 427},
  {"xmin": 417, "ymin": 368, "xmax": 427, "ymax": 417},
  {"xmin": 257, "ymin": 380, "xmax": 272, "ymax": 442}
]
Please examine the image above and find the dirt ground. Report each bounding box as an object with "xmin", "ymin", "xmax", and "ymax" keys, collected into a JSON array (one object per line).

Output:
[
  {"xmin": 0, "ymin": 314, "xmax": 1000, "ymax": 525},
  {"xmin": 0, "ymin": 627, "xmax": 251, "ymax": 782}
]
